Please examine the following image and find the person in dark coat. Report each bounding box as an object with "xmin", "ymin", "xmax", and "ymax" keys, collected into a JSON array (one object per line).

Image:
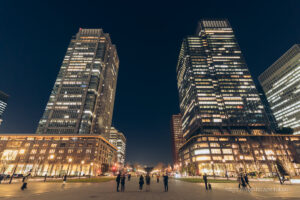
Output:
[
  {"xmin": 146, "ymin": 174, "xmax": 151, "ymax": 191},
  {"xmin": 116, "ymin": 174, "xmax": 121, "ymax": 192},
  {"xmin": 21, "ymin": 172, "xmax": 31, "ymax": 190},
  {"xmin": 128, "ymin": 174, "xmax": 131, "ymax": 181},
  {"xmin": 156, "ymin": 175, "xmax": 160, "ymax": 183},
  {"xmin": 121, "ymin": 175, "xmax": 126, "ymax": 192},
  {"xmin": 163, "ymin": 174, "xmax": 169, "ymax": 192},
  {"xmin": 0, "ymin": 175, "xmax": 3, "ymax": 184},
  {"xmin": 203, "ymin": 173, "xmax": 208, "ymax": 190},
  {"xmin": 139, "ymin": 175, "xmax": 144, "ymax": 191},
  {"xmin": 238, "ymin": 173, "xmax": 246, "ymax": 189},
  {"xmin": 244, "ymin": 173, "xmax": 251, "ymax": 188}
]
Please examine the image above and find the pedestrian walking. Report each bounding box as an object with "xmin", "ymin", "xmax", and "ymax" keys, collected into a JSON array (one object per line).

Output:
[
  {"xmin": 116, "ymin": 174, "xmax": 121, "ymax": 192},
  {"xmin": 163, "ymin": 174, "xmax": 169, "ymax": 192},
  {"xmin": 61, "ymin": 174, "xmax": 67, "ymax": 189},
  {"xmin": 146, "ymin": 174, "xmax": 151, "ymax": 192},
  {"xmin": 128, "ymin": 174, "xmax": 131, "ymax": 181},
  {"xmin": 139, "ymin": 175, "xmax": 144, "ymax": 191},
  {"xmin": 238, "ymin": 173, "xmax": 246, "ymax": 189},
  {"xmin": 21, "ymin": 172, "xmax": 31, "ymax": 190},
  {"xmin": 121, "ymin": 174, "xmax": 125, "ymax": 192},
  {"xmin": 156, "ymin": 175, "xmax": 160, "ymax": 183},
  {"xmin": 203, "ymin": 173, "xmax": 208, "ymax": 190},
  {"xmin": 244, "ymin": 173, "xmax": 251, "ymax": 188},
  {"xmin": 44, "ymin": 174, "xmax": 47, "ymax": 182}
]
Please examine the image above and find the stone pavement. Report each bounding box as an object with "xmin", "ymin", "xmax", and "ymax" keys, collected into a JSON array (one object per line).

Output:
[{"xmin": 0, "ymin": 177, "xmax": 299, "ymax": 199}]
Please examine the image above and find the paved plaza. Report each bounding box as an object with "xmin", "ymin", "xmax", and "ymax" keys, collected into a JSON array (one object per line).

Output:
[{"xmin": 0, "ymin": 178, "xmax": 299, "ymax": 200}]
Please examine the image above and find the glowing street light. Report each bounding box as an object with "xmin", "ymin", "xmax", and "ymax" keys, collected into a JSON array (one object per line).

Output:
[
  {"xmin": 79, "ymin": 160, "xmax": 85, "ymax": 178},
  {"xmin": 66, "ymin": 158, "xmax": 72, "ymax": 176}
]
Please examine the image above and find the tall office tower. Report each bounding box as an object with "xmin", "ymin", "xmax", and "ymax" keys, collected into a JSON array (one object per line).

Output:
[
  {"xmin": 0, "ymin": 91, "xmax": 8, "ymax": 126},
  {"xmin": 176, "ymin": 19, "xmax": 269, "ymax": 139},
  {"xmin": 259, "ymin": 44, "xmax": 300, "ymax": 135},
  {"xmin": 170, "ymin": 114, "xmax": 185, "ymax": 164},
  {"xmin": 37, "ymin": 29, "xmax": 119, "ymax": 137},
  {"xmin": 256, "ymin": 84, "xmax": 278, "ymax": 131},
  {"xmin": 109, "ymin": 127, "xmax": 126, "ymax": 166}
]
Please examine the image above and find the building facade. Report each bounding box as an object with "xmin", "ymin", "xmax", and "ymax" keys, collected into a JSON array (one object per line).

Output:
[
  {"xmin": 178, "ymin": 134, "xmax": 300, "ymax": 177},
  {"xmin": 109, "ymin": 127, "xmax": 126, "ymax": 166},
  {"xmin": 36, "ymin": 29, "xmax": 119, "ymax": 138},
  {"xmin": 256, "ymin": 84, "xmax": 278, "ymax": 132},
  {"xmin": 171, "ymin": 114, "xmax": 185, "ymax": 164},
  {"xmin": 174, "ymin": 19, "xmax": 296, "ymax": 177},
  {"xmin": 259, "ymin": 44, "xmax": 300, "ymax": 135},
  {"xmin": 176, "ymin": 19, "xmax": 270, "ymax": 140},
  {"xmin": 0, "ymin": 134, "xmax": 117, "ymax": 176},
  {"xmin": 0, "ymin": 91, "xmax": 8, "ymax": 126}
]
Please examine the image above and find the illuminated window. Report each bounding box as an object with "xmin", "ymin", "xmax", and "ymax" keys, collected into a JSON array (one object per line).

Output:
[
  {"xmin": 196, "ymin": 156, "xmax": 211, "ymax": 161},
  {"xmin": 194, "ymin": 149, "xmax": 210, "ymax": 155},
  {"xmin": 211, "ymin": 149, "xmax": 221, "ymax": 154}
]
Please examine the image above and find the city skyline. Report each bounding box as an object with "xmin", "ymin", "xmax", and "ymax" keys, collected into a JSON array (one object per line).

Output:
[{"xmin": 0, "ymin": 1, "xmax": 300, "ymax": 165}]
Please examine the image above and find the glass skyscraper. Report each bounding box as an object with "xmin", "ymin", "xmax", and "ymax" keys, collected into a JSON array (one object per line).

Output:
[
  {"xmin": 259, "ymin": 44, "xmax": 300, "ymax": 135},
  {"xmin": 175, "ymin": 20, "xmax": 300, "ymax": 177},
  {"xmin": 0, "ymin": 91, "xmax": 8, "ymax": 126},
  {"xmin": 36, "ymin": 29, "xmax": 119, "ymax": 138},
  {"xmin": 176, "ymin": 19, "xmax": 269, "ymax": 139}
]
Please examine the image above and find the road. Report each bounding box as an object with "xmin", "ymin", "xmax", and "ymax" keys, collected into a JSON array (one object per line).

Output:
[{"xmin": 0, "ymin": 177, "xmax": 299, "ymax": 199}]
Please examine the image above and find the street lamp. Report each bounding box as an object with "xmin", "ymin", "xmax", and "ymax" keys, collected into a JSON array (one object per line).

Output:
[
  {"xmin": 210, "ymin": 161, "xmax": 215, "ymax": 179},
  {"xmin": 79, "ymin": 160, "xmax": 84, "ymax": 178},
  {"xmin": 45, "ymin": 155, "xmax": 55, "ymax": 182},
  {"xmin": 89, "ymin": 162, "xmax": 93, "ymax": 178},
  {"xmin": 9, "ymin": 149, "xmax": 25, "ymax": 184},
  {"xmin": 66, "ymin": 158, "xmax": 72, "ymax": 176}
]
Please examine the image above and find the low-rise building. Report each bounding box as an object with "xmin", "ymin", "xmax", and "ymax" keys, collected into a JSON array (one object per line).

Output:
[
  {"xmin": 178, "ymin": 134, "xmax": 300, "ymax": 177},
  {"xmin": 0, "ymin": 134, "xmax": 117, "ymax": 176}
]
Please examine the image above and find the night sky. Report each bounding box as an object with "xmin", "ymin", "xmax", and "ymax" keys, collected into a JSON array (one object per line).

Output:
[{"xmin": 0, "ymin": 1, "xmax": 299, "ymax": 166}]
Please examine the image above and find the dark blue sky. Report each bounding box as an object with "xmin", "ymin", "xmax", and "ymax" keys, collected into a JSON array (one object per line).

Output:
[{"xmin": 0, "ymin": 1, "xmax": 299, "ymax": 166}]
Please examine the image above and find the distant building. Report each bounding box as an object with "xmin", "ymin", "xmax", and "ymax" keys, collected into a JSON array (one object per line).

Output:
[
  {"xmin": 170, "ymin": 114, "xmax": 184, "ymax": 164},
  {"xmin": 36, "ymin": 29, "xmax": 119, "ymax": 139},
  {"xmin": 109, "ymin": 127, "xmax": 126, "ymax": 166},
  {"xmin": 0, "ymin": 91, "xmax": 8, "ymax": 126},
  {"xmin": 259, "ymin": 44, "xmax": 300, "ymax": 135},
  {"xmin": 0, "ymin": 134, "xmax": 117, "ymax": 176}
]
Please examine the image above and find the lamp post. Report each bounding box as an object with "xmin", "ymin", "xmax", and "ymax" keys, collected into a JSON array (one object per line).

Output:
[
  {"xmin": 222, "ymin": 159, "xmax": 229, "ymax": 180},
  {"xmin": 66, "ymin": 158, "xmax": 72, "ymax": 176},
  {"xmin": 210, "ymin": 161, "xmax": 215, "ymax": 179},
  {"xmin": 9, "ymin": 149, "xmax": 25, "ymax": 184},
  {"xmin": 79, "ymin": 160, "xmax": 84, "ymax": 178},
  {"xmin": 89, "ymin": 162, "xmax": 93, "ymax": 178},
  {"xmin": 45, "ymin": 155, "xmax": 55, "ymax": 182}
]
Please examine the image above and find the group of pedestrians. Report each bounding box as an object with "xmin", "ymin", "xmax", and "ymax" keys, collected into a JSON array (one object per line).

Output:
[
  {"xmin": 116, "ymin": 173, "xmax": 169, "ymax": 192},
  {"xmin": 238, "ymin": 173, "xmax": 251, "ymax": 190}
]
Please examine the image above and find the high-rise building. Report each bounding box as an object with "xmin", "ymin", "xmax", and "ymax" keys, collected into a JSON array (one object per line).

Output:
[
  {"xmin": 0, "ymin": 91, "xmax": 8, "ymax": 126},
  {"xmin": 36, "ymin": 29, "xmax": 119, "ymax": 138},
  {"xmin": 176, "ymin": 19, "xmax": 270, "ymax": 139},
  {"xmin": 109, "ymin": 127, "xmax": 126, "ymax": 166},
  {"xmin": 174, "ymin": 20, "xmax": 300, "ymax": 177},
  {"xmin": 170, "ymin": 114, "xmax": 184, "ymax": 164},
  {"xmin": 259, "ymin": 44, "xmax": 300, "ymax": 135},
  {"xmin": 256, "ymin": 83, "xmax": 278, "ymax": 132}
]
